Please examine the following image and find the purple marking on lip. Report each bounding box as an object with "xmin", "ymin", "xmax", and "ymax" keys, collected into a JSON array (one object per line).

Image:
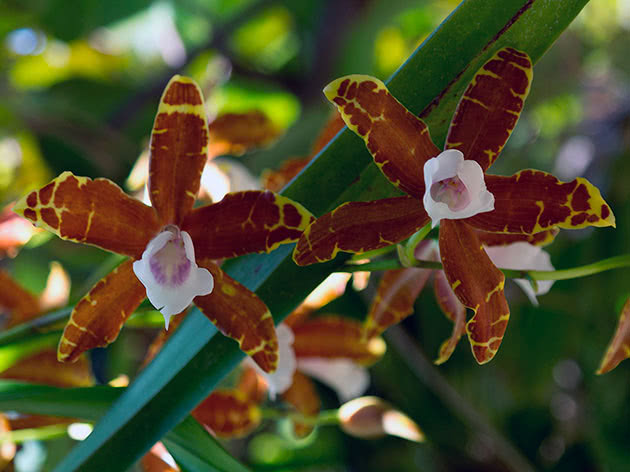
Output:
[{"xmin": 149, "ymin": 235, "xmax": 193, "ymax": 287}]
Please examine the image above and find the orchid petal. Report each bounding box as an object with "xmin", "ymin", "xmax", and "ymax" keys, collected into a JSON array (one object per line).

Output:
[
  {"xmin": 433, "ymin": 270, "xmax": 467, "ymax": 365},
  {"xmin": 0, "ymin": 349, "xmax": 93, "ymax": 387},
  {"xmin": 324, "ymin": 75, "xmax": 439, "ymax": 199},
  {"xmin": 364, "ymin": 267, "xmax": 431, "ymax": 339},
  {"xmin": 484, "ymin": 242, "xmax": 554, "ymax": 306},
  {"xmin": 195, "ymin": 260, "xmax": 278, "ymax": 373},
  {"xmin": 281, "ymin": 371, "xmax": 321, "ymax": 438},
  {"xmin": 148, "ymin": 75, "xmax": 208, "ymax": 225},
  {"xmin": 297, "ymin": 358, "xmax": 369, "ymax": 402},
  {"xmin": 475, "ymin": 228, "xmax": 559, "ymax": 247},
  {"xmin": 192, "ymin": 390, "xmax": 261, "ymax": 439},
  {"xmin": 294, "ymin": 196, "xmax": 429, "ymax": 266},
  {"xmin": 133, "ymin": 228, "xmax": 213, "ymax": 328},
  {"xmin": 466, "ymin": 171, "xmax": 615, "ymax": 234},
  {"xmin": 0, "ymin": 269, "xmax": 40, "ymax": 328},
  {"xmin": 183, "ymin": 191, "xmax": 314, "ymax": 260},
  {"xmin": 292, "ymin": 316, "xmax": 386, "ymax": 366},
  {"xmin": 207, "ymin": 110, "xmax": 280, "ymax": 158},
  {"xmin": 58, "ymin": 259, "xmax": 146, "ymax": 362},
  {"xmin": 598, "ymin": 297, "xmax": 630, "ymax": 374},
  {"xmin": 423, "ymin": 149, "xmax": 494, "ymax": 227},
  {"xmin": 446, "ymin": 48, "xmax": 532, "ymax": 171},
  {"xmin": 13, "ymin": 172, "xmax": 161, "ymax": 259},
  {"xmin": 439, "ymin": 220, "xmax": 509, "ymax": 364},
  {"xmin": 249, "ymin": 324, "xmax": 296, "ymax": 399}
]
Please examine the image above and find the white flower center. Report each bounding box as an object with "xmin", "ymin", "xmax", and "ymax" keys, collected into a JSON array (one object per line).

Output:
[
  {"xmin": 423, "ymin": 149, "xmax": 495, "ymax": 227},
  {"xmin": 133, "ymin": 225, "xmax": 213, "ymax": 329},
  {"xmin": 430, "ymin": 176, "xmax": 471, "ymax": 211}
]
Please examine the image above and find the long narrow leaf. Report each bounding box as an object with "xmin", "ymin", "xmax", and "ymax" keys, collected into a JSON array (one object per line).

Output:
[{"xmin": 53, "ymin": 1, "xmax": 590, "ymax": 470}]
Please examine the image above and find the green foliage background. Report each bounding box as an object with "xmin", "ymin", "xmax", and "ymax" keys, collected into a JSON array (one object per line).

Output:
[{"xmin": 1, "ymin": 0, "xmax": 629, "ymax": 471}]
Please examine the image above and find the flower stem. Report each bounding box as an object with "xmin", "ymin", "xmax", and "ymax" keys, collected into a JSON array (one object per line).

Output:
[
  {"xmin": 260, "ymin": 408, "xmax": 340, "ymax": 426},
  {"xmin": 340, "ymin": 254, "xmax": 630, "ymax": 282}
]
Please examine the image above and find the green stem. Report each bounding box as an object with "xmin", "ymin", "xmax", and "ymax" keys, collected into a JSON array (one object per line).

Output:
[
  {"xmin": 405, "ymin": 223, "xmax": 432, "ymax": 263},
  {"xmin": 350, "ymin": 245, "xmax": 397, "ymax": 261},
  {"xmin": 0, "ymin": 424, "xmax": 70, "ymax": 444},
  {"xmin": 340, "ymin": 254, "xmax": 630, "ymax": 282},
  {"xmin": 260, "ymin": 408, "xmax": 340, "ymax": 426}
]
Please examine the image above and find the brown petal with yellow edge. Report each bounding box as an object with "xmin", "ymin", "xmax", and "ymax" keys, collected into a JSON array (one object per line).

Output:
[
  {"xmin": 1, "ymin": 349, "xmax": 93, "ymax": 387},
  {"xmin": 475, "ymin": 228, "xmax": 559, "ymax": 248},
  {"xmin": 433, "ymin": 270, "xmax": 466, "ymax": 365},
  {"xmin": 293, "ymin": 196, "xmax": 430, "ymax": 266},
  {"xmin": 148, "ymin": 75, "xmax": 208, "ymax": 225},
  {"xmin": 192, "ymin": 389, "xmax": 261, "ymax": 438},
  {"xmin": 364, "ymin": 268, "xmax": 431, "ymax": 340},
  {"xmin": 597, "ymin": 297, "xmax": 630, "ymax": 374},
  {"xmin": 195, "ymin": 260, "xmax": 278, "ymax": 373},
  {"xmin": 58, "ymin": 259, "xmax": 146, "ymax": 363},
  {"xmin": 183, "ymin": 190, "xmax": 314, "ymax": 260},
  {"xmin": 236, "ymin": 365, "xmax": 267, "ymax": 405},
  {"xmin": 439, "ymin": 220, "xmax": 509, "ymax": 364},
  {"xmin": 292, "ymin": 315, "xmax": 385, "ymax": 366},
  {"xmin": 13, "ymin": 172, "xmax": 161, "ymax": 259},
  {"xmin": 324, "ymin": 75, "xmax": 439, "ymax": 199},
  {"xmin": 466, "ymin": 171, "xmax": 615, "ymax": 234},
  {"xmin": 0, "ymin": 269, "xmax": 40, "ymax": 328},
  {"xmin": 282, "ymin": 371, "xmax": 321, "ymax": 438},
  {"xmin": 446, "ymin": 48, "xmax": 532, "ymax": 172},
  {"xmin": 208, "ymin": 111, "xmax": 280, "ymax": 158}
]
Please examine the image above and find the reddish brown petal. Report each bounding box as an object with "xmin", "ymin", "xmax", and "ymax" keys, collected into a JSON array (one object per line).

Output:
[
  {"xmin": 446, "ymin": 48, "xmax": 532, "ymax": 171},
  {"xmin": 439, "ymin": 220, "xmax": 509, "ymax": 364},
  {"xmin": 466, "ymin": 172, "xmax": 616, "ymax": 234},
  {"xmin": 292, "ymin": 315, "xmax": 385, "ymax": 366},
  {"xmin": 0, "ymin": 349, "xmax": 93, "ymax": 387},
  {"xmin": 598, "ymin": 298, "xmax": 630, "ymax": 374},
  {"xmin": 475, "ymin": 228, "xmax": 559, "ymax": 247},
  {"xmin": 236, "ymin": 365, "xmax": 267, "ymax": 404},
  {"xmin": 195, "ymin": 260, "xmax": 278, "ymax": 373},
  {"xmin": 148, "ymin": 75, "xmax": 208, "ymax": 225},
  {"xmin": 208, "ymin": 110, "xmax": 280, "ymax": 158},
  {"xmin": 58, "ymin": 259, "xmax": 146, "ymax": 363},
  {"xmin": 433, "ymin": 271, "xmax": 466, "ymax": 365},
  {"xmin": 261, "ymin": 158, "xmax": 310, "ymax": 193},
  {"xmin": 13, "ymin": 172, "xmax": 161, "ymax": 259},
  {"xmin": 192, "ymin": 389, "xmax": 261, "ymax": 438},
  {"xmin": 364, "ymin": 268, "xmax": 431, "ymax": 339},
  {"xmin": 183, "ymin": 191, "xmax": 314, "ymax": 259},
  {"xmin": 0, "ymin": 269, "xmax": 40, "ymax": 328},
  {"xmin": 324, "ymin": 75, "xmax": 439, "ymax": 199},
  {"xmin": 281, "ymin": 371, "xmax": 321, "ymax": 438},
  {"xmin": 293, "ymin": 196, "xmax": 429, "ymax": 266},
  {"xmin": 9, "ymin": 415, "xmax": 73, "ymax": 431},
  {"xmin": 310, "ymin": 112, "xmax": 346, "ymax": 156}
]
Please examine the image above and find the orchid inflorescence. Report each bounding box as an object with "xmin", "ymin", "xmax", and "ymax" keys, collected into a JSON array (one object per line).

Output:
[{"xmin": 5, "ymin": 45, "xmax": 630, "ymax": 455}]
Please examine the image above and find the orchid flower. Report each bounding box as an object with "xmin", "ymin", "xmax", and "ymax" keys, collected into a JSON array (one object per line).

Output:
[
  {"xmin": 13, "ymin": 76, "xmax": 314, "ymax": 373},
  {"xmin": 293, "ymin": 48, "xmax": 615, "ymax": 364}
]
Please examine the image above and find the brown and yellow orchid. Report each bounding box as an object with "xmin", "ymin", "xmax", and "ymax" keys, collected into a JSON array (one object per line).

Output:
[
  {"xmin": 598, "ymin": 297, "xmax": 630, "ymax": 374},
  {"xmin": 365, "ymin": 230, "xmax": 558, "ymax": 365},
  {"xmin": 293, "ymin": 47, "xmax": 616, "ymax": 364},
  {"xmin": 13, "ymin": 75, "xmax": 314, "ymax": 373}
]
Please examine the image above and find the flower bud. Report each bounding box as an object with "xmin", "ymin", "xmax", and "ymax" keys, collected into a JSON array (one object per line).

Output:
[{"xmin": 338, "ymin": 396, "xmax": 424, "ymax": 442}]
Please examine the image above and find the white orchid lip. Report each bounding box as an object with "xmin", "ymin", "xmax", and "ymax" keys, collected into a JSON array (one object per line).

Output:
[
  {"xmin": 423, "ymin": 149, "xmax": 495, "ymax": 227},
  {"xmin": 484, "ymin": 241, "xmax": 554, "ymax": 306},
  {"xmin": 133, "ymin": 225, "xmax": 213, "ymax": 329}
]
